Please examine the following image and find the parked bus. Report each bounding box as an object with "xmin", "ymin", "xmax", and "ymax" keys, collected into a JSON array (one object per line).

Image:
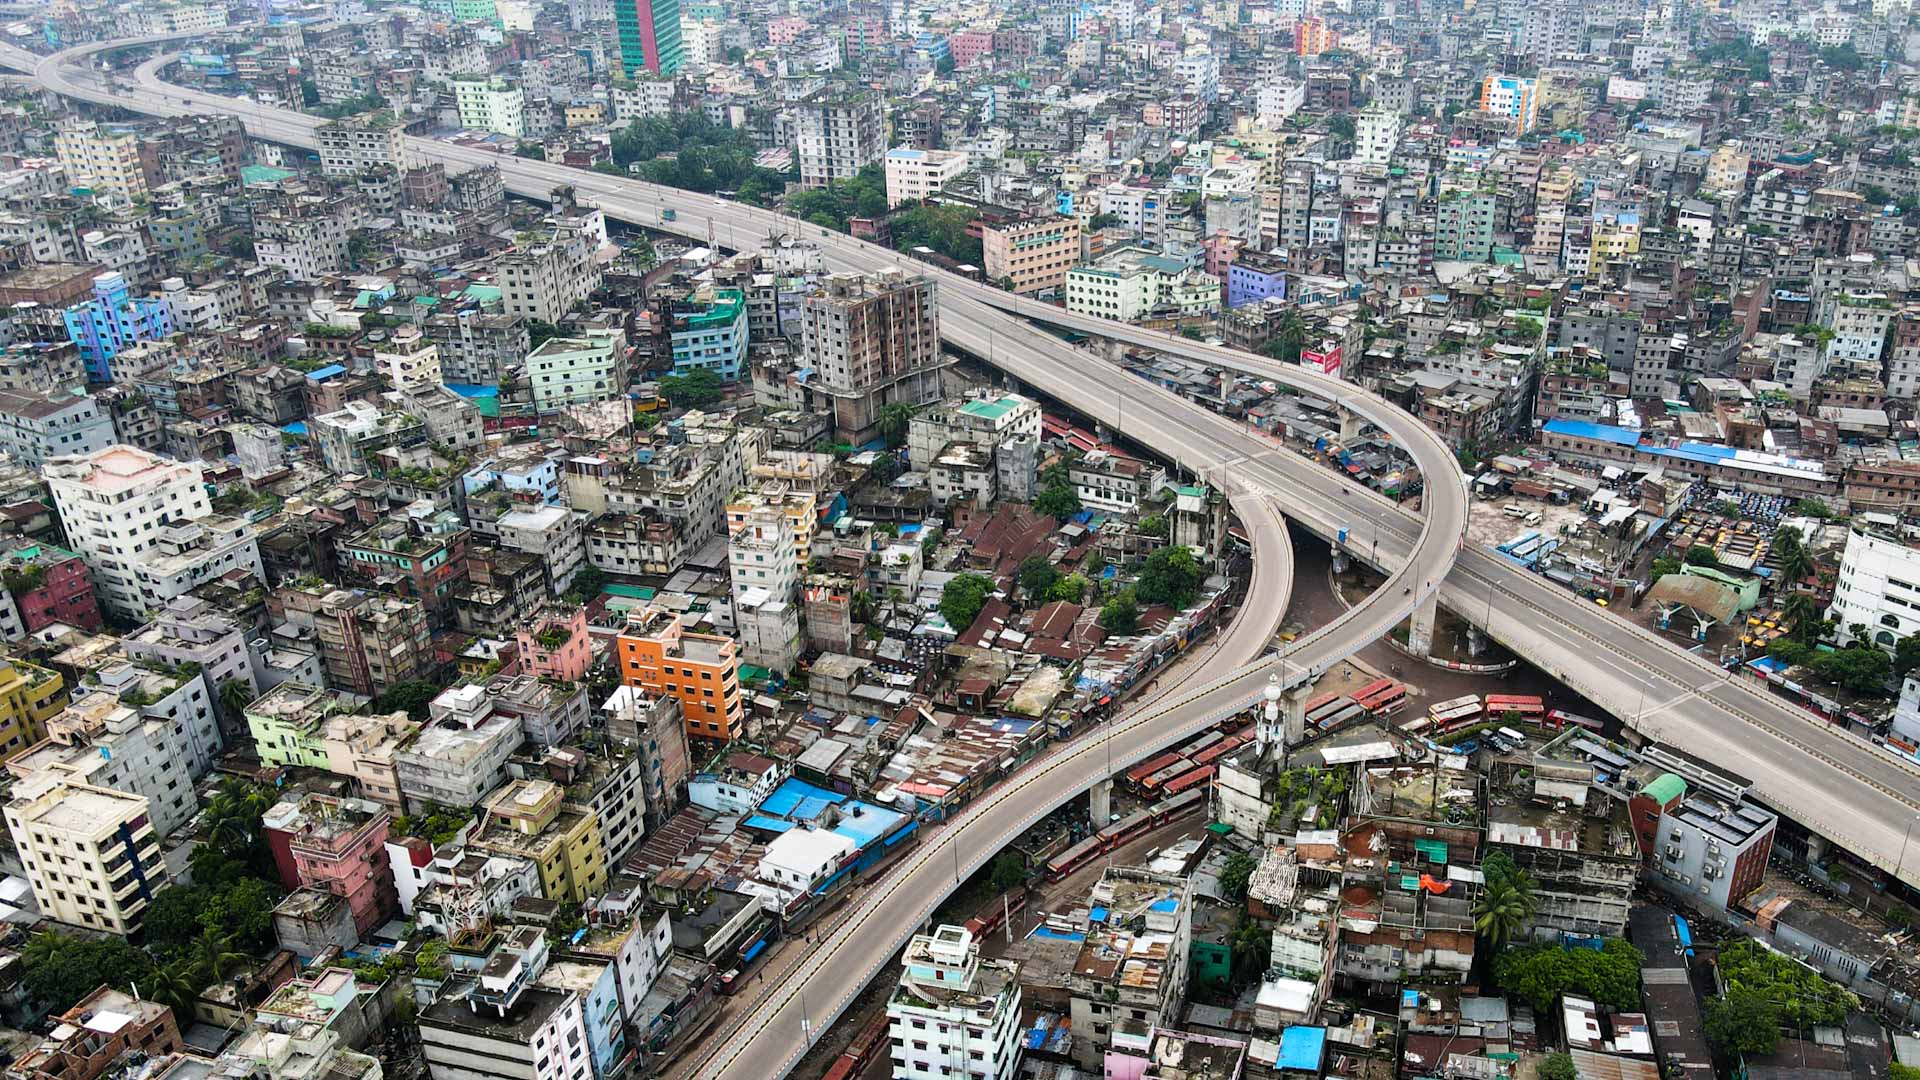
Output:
[
  {"xmin": 1140, "ymin": 760, "xmax": 1194, "ymax": 795},
  {"xmin": 1546, "ymin": 709, "xmax": 1606, "ymax": 733},
  {"xmin": 1307, "ymin": 695, "xmax": 1356, "ymax": 727},
  {"xmin": 1317, "ymin": 702, "xmax": 1368, "ymax": 731},
  {"xmin": 1125, "ymin": 751, "xmax": 1186, "ymax": 789},
  {"xmin": 1192, "ymin": 730, "xmax": 1251, "ymax": 767},
  {"xmin": 1350, "ymin": 678, "xmax": 1395, "ymax": 705},
  {"xmin": 1429, "ymin": 695, "xmax": 1483, "ymax": 731},
  {"xmin": 1355, "ymin": 682, "xmax": 1408, "ymax": 718},
  {"xmin": 1400, "ymin": 716, "xmax": 1432, "ymax": 736},
  {"xmin": 1484, "ymin": 694, "xmax": 1545, "ymax": 721},
  {"xmin": 1164, "ymin": 765, "xmax": 1215, "ymax": 796},
  {"xmin": 1046, "ymin": 836, "xmax": 1104, "ymax": 881}
]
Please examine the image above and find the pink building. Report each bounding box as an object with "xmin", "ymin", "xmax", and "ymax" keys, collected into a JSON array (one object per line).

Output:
[
  {"xmin": 286, "ymin": 794, "xmax": 399, "ymax": 937},
  {"xmin": 949, "ymin": 30, "xmax": 994, "ymax": 67},
  {"xmin": 517, "ymin": 606, "xmax": 593, "ymax": 682},
  {"xmin": 0, "ymin": 543, "xmax": 101, "ymax": 633},
  {"xmin": 768, "ymin": 16, "xmax": 808, "ymax": 44}
]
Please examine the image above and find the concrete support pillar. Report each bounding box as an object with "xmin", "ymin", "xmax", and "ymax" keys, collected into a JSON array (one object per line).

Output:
[
  {"xmin": 1088, "ymin": 778, "xmax": 1112, "ymax": 827},
  {"xmin": 1407, "ymin": 594, "xmax": 1439, "ymax": 656},
  {"xmin": 1339, "ymin": 406, "xmax": 1364, "ymax": 443},
  {"xmin": 1806, "ymin": 834, "xmax": 1828, "ymax": 865},
  {"xmin": 1282, "ymin": 683, "xmax": 1313, "ymax": 750}
]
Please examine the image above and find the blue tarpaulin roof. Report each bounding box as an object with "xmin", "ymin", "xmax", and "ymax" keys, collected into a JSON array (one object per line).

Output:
[
  {"xmin": 304, "ymin": 363, "xmax": 346, "ymax": 382},
  {"xmin": 742, "ymin": 815, "xmax": 794, "ymax": 834},
  {"xmin": 1089, "ymin": 906, "xmax": 1109, "ymax": 922},
  {"xmin": 759, "ymin": 777, "xmax": 847, "ymax": 821},
  {"xmin": 1542, "ymin": 418, "xmax": 1641, "ymax": 447},
  {"xmin": 1279, "ymin": 1027, "xmax": 1327, "ymax": 1071}
]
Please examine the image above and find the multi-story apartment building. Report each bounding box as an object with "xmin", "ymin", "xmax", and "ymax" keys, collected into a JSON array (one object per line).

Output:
[
  {"xmin": 1067, "ymin": 868, "xmax": 1192, "ymax": 1068},
  {"xmin": 1828, "ymin": 521, "xmax": 1920, "ymax": 650},
  {"xmin": 497, "ymin": 225, "xmax": 602, "ymax": 324},
  {"xmin": 885, "ymin": 926, "xmax": 1023, "ymax": 1080},
  {"xmin": 310, "ymin": 400, "xmax": 428, "ymax": 475},
  {"xmin": 453, "ymin": 77, "xmax": 526, "ymax": 138},
  {"xmin": 0, "ymin": 389, "xmax": 114, "ymax": 466},
  {"xmin": 883, "ymin": 147, "xmax": 968, "ymax": 206},
  {"xmin": 470, "ymin": 779, "xmax": 607, "ymax": 903},
  {"xmin": 281, "ymin": 794, "xmax": 399, "ymax": 937},
  {"xmin": 0, "ymin": 541, "xmax": 102, "ymax": 635},
  {"xmin": 981, "ymin": 216, "xmax": 1082, "ymax": 295},
  {"xmin": 246, "ymin": 682, "xmax": 419, "ymax": 806},
  {"xmin": 61, "ymin": 273, "xmax": 174, "ymax": 381},
  {"xmin": 425, "ymin": 312, "xmax": 529, "ymax": 385},
  {"xmin": 5, "ymin": 776, "xmax": 167, "ymax": 935},
  {"xmin": 420, "ymin": 927, "xmax": 593, "ymax": 1080},
  {"xmin": 795, "ymin": 90, "xmax": 886, "ymax": 189},
  {"xmin": 46, "ymin": 445, "xmax": 264, "ymax": 620},
  {"xmin": 254, "ymin": 209, "xmax": 351, "ymax": 281},
  {"xmin": 120, "ymin": 594, "xmax": 259, "ymax": 739},
  {"xmin": 801, "ymin": 271, "xmax": 945, "ymax": 443},
  {"xmin": 727, "ymin": 507, "xmax": 802, "ymax": 674},
  {"xmin": 397, "ymin": 684, "xmax": 523, "ymax": 811},
  {"xmin": 528, "ymin": 331, "xmax": 627, "ymax": 412},
  {"xmin": 8, "ymin": 683, "xmax": 201, "ymax": 837},
  {"xmin": 616, "ymin": 605, "xmax": 743, "ymax": 744},
  {"xmin": 316, "ymin": 112, "xmax": 408, "ymax": 178},
  {"xmin": 53, "ymin": 121, "xmax": 157, "ymax": 204},
  {"xmin": 668, "ymin": 289, "xmax": 748, "ymax": 381},
  {"xmin": 1479, "ymin": 75, "xmax": 1540, "ymax": 135}
]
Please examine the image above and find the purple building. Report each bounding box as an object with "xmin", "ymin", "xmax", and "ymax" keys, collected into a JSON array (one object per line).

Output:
[{"xmin": 1226, "ymin": 255, "xmax": 1287, "ymax": 309}]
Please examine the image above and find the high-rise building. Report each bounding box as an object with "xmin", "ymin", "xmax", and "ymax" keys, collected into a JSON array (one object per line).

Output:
[
  {"xmin": 668, "ymin": 289, "xmax": 748, "ymax": 381},
  {"xmin": 615, "ymin": 0, "xmax": 684, "ymax": 76},
  {"xmin": 1479, "ymin": 75, "xmax": 1541, "ymax": 135},
  {"xmin": 794, "ymin": 90, "xmax": 886, "ymax": 189},
  {"xmin": 6, "ymin": 776, "xmax": 169, "ymax": 935},
  {"xmin": 616, "ymin": 605, "xmax": 743, "ymax": 745},
  {"xmin": 377, "ymin": 325, "xmax": 444, "ymax": 393},
  {"xmin": 801, "ymin": 270, "xmax": 946, "ymax": 443},
  {"xmin": 452, "ymin": 76, "xmax": 526, "ymax": 138},
  {"xmin": 52, "ymin": 121, "xmax": 156, "ymax": 204},
  {"xmin": 315, "ymin": 112, "xmax": 408, "ymax": 177},
  {"xmin": 727, "ymin": 507, "xmax": 802, "ymax": 674},
  {"xmin": 61, "ymin": 273, "xmax": 175, "ymax": 382},
  {"xmin": 46, "ymin": 445, "xmax": 264, "ymax": 620}
]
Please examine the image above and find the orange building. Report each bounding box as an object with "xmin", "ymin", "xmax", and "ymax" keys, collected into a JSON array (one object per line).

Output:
[
  {"xmin": 616, "ymin": 605, "xmax": 744, "ymax": 744},
  {"xmin": 1294, "ymin": 16, "xmax": 1337, "ymax": 56}
]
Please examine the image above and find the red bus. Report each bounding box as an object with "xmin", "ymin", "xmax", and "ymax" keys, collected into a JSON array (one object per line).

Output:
[
  {"xmin": 1047, "ymin": 836, "xmax": 1103, "ymax": 880},
  {"xmin": 1192, "ymin": 730, "xmax": 1250, "ymax": 767},
  {"xmin": 1485, "ymin": 695, "xmax": 1545, "ymax": 720},
  {"xmin": 1100, "ymin": 807, "xmax": 1156, "ymax": 847},
  {"xmin": 1140, "ymin": 759, "xmax": 1194, "ymax": 794},
  {"xmin": 1151, "ymin": 787, "xmax": 1207, "ymax": 822},
  {"xmin": 1125, "ymin": 751, "xmax": 1185, "ymax": 788},
  {"xmin": 1350, "ymin": 678, "xmax": 1395, "ymax": 705},
  {"xmin": 1547, "ymin": 709, "xmax": 1605, "ymax": 732},
  {"xmin": 1355, "ymin": 683, "xmax": 1408, "ymax": 717},
  {"xmin": 1164, "ymin": 765, "xmax": 1215, "ymax": 796},
  {"xmin": 1429, "ymin": 695, "xmax": 1482, "ymax": 731}
]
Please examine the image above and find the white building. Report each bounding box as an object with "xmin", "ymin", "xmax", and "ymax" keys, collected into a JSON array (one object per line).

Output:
[
  {"xmin": 377, "ymin": 326, "xmax": 444, "ymax": 394},
  {"xmin": 883, "ymin": 147, "xmax": 969, "ymax": 206},
  {"xmin": 7, "ymin": 683, "xmax": 203, "ymax": 837},
  {"xmin": 757, "ymin": 826, "xmax": 855, "ymax": 896},
  {"xmin": 611, "ymin": 79, "xmax": 675, "ymax": 122},
  {"xmin": 1828, "ymin": 522, "xmax": 1920, "ymax": 650},
  {"xmin": 46, "ymin": 445, "xmax": 264, "ymax": 620},
  {"xmin": 5, "ymin": 776, "xmax": 169, "ymax": 935},
  {"xmin": 1354, "ymin": 109, "xmax": 1401, "ymax": 165},
  {"xmin": 497, "ymin": 223, "xmax": 603, "ymax": 324},
  {"xmin": 453, "ymin": 76, "xmax": 526, "ymax": 138},
  {"xmin": 1255, "ymin": 80, "xmax": 1305, "ymax": 127},
  {"xmin": 418, "ymin": 928, "xmax": 593, "ymax": 1080},
  {"xmin": 885, "ymin": 925, "xmax": 1023, "ymax": 1080},
  {"xmin": 728, "ymin": 507, "xmax": 802, "ymax": 673},
  {"xmin": 526, "ymin": 331, "xmax": 626, "ymax": 413},
  {"xmin": 0, "ymin": 388, "xmax": 114, "ymax": 467},
  {"xmin": 315, "ymin": 113, "xmax": 408, "ymax": 177}
]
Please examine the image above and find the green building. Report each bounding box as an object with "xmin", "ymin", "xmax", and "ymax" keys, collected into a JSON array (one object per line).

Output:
[{"xmin": 615, "ymin": 0, "xmax": 683, "ymax": 77}]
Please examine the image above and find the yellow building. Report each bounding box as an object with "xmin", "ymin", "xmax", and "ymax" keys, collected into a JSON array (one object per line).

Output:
[
  {"xmin": 53, "ymin": 121, "xmax": 152, "ymax": 204},
  {"xmin": 726, "ymin": 482, "xmax": 817, "ymax": 565},
  {"xmin": 0, "ymin": 660, "xmax": 66, "ymax": 761},
  {"xmin": 471, "ymin": 779, "xmax": 607, "ymax": 904}
]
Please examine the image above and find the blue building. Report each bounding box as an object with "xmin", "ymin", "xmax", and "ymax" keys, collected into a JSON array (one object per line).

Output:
[
  {"xmin": 669, "ymin": 288, "xmax": 747, "ymax": 381},
  {"xmin": 62, "ymin": 272, "xmax": 174, "ymax": 381},
  {"xmin": 1226, "ymin": 255, "xmax": 1287, "ymax": 309}
]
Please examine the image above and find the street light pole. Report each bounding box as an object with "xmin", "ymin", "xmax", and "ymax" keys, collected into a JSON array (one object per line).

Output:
[{"xmin": 1900, "ymin": 814, "xmax": 1920, "ymax": 880}]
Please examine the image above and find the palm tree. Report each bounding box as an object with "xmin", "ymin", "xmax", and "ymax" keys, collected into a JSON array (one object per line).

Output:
[
  {"xmin": 21, "ymin": 930, "xmax": 68, "ymax": 970},
  {"xmin": 1776, "ymin": 539, "xmax": 1815, "ymax": 588},
  {"xmin": 1473, "ymin": 879, "xmax": 1535, "ymax": 950},
  {"xmin": 216, "ymin": 678, "xmax": 255, "ymax": 724},
  {"xmin": 875, "ymin": 403, "xmax": 916, "ymax": 448},
  {"xmin": 143, "ymin": 961, "xmax": 201, "ymax": 1022},
  {"xmin": 1782, "ymin": 593, "xmax": 1819, "ymax": 642},
  {"xmin": 192, "ymin": 928, "xmax": 247, "ymax": 986}
]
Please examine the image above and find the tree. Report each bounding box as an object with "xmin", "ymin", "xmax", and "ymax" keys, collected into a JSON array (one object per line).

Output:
[
  {"xmin": 1046, "ymin": 573, "xmax": 1089, "ymax": 604},
  {"xmin": 199, "ymin": 877, "xmax": 281, "ymax": 953},
  {"xmin": 1649, "ymin": 557, "xmax": 1681, "ymax": 584},
  {"xmin": 939, "ymin": 572, "xmax": 995, "ymax": 630},
  {"xmin": 1136, "ymin": 547, "xmax": 1203, "ymax": 609},
  {"xmin": 1262, "ymin": 311, "xmax": 1309, "ymax": 364},
  {"xmin": 21, "ymin": 932, "xmax": 157, "ymax": 1014},
  {"xmin": 1813, "ymin": 645, "xmax": 1890, "ymax": 695},
  {"xmin": 1705, "ymin": 987, "xmax": 1780, "ymax": 1057},
  {"xmin": 1034, "ymin": 482, "xmax": 1082, "ymax": 521},
  {"xmin": 1328, "ymin": 114, "xmax": 1357, "ymax": 141},
  {"xmin": 1017, "ymin": 556, "xmax": 1061, "ymax": 599},
  {"xmin": 1137, "ymin": 514, "xmax": 1168, "ymax": 539},
  {"xmin": 1794, "ymin": 497, "xmax": 1833, "ymax": 519},
  {"xmin": 659, "ymin": 368, "xmax": 725, "ymax": 409},
  {"xmin": 1492, "ymin": 939, "xmax": 1644, "ymax": 1012},
  {"xmin": 142, "ymin": 886, "xmax": 214, "ymax": 955},
  {"xmin": 875, "ymin": 403, "xmax": 916, "ymax": 448},
  {"xmin": 989, "ymin": 851, "xmax": 1027, "ymax": 892},
  {"xmin": 1099, "ymin": 592, "xmax": 1140, "ymax": 635},
  {"xmin": 1782, "ymin": 593, "xmax": 1820, "ymax": 642},
  {"xmin": 1219, "ymin": 852, "xmax": 1258, "ymax": 903},
  {"xmin": 1684, "ymin": 544, "xmax": 1719, "ymax": 567},
  {"xmin": 1536, "ymin": 1053, "xmax": 1578, "ymax": 1080},
  {"xmin": 564, "ymin": 565, "xmax": 607, "ymax": 604},
  {"xmin": 1897, "ymin": 636, "xmax": 1920, "ymax": 679},
  {"xmin": 1473, "ymin": 878, "xmax": 1536, "ymax": 950},
  {"xmin": 192, "ymin": 927, "xmax": 247, "ymax": 985},
  {"xmin": 1775, "ymin": 526, "xmax": 1815, "ymax": 586},
  {"xmin": 374, "ymin": 680, "xmax": 440, "ymax": 720},
  {"xmin": 144, "ymin": 961, "xmax": 201, "ymax": 1021}
]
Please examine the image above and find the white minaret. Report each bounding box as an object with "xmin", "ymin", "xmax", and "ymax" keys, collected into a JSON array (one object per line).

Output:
[{"xmin": 1258, "ymin": 674, "xmax": 1283, "ymax": 754}]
